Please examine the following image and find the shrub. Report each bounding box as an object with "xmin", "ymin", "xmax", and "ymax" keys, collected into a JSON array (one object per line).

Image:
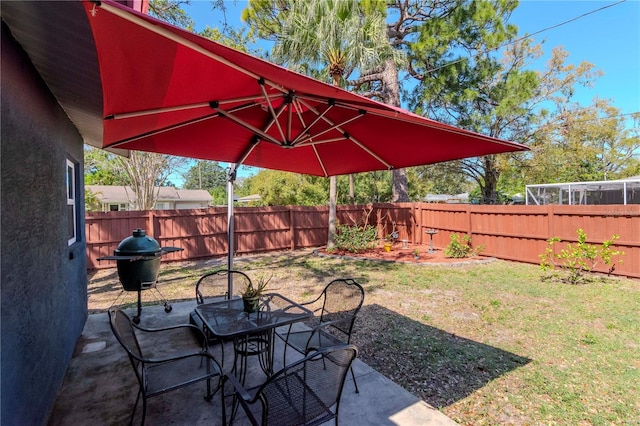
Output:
[
  {"xmin": 444, "ymin": 233, "xmax": 483, "ymax": 258},
  {"xmin": 539, "ymin": 228, "xmax": 624, "ymax": 284},
  {"xmin": 332, "ymin": 223, "xmax": 378, "ymax": 253}
]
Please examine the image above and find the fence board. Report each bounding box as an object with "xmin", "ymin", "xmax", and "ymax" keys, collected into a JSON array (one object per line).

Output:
[{"xmin": 86, "ymin": 204, "xmax": 639, "ymax": 278}]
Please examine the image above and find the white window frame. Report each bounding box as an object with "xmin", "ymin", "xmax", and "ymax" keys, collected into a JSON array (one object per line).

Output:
[{"xmin": 67, "ymin": 158, "xmax": 77, "ymax": 245}]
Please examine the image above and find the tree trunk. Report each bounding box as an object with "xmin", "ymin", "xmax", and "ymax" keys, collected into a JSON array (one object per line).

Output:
[
  {"xmin": 482, "ymin": 155, "xmax": 499, "ymax": 204},
  {"xmin": 327, "ymin": 175, "xmax": 337, "ymax": 249},
  {"xmin": 381, "ymin": 59, "xmax": 409, "ymax": 202},
  {"xmin": 327, "ymin": 72, "xmax": 343, "ymax": 247},
  {"xmin": 392, "ymin": 169, "xmax": 409, "ymax": 202},
  {"xmin": 349, "ymin": 174, "xmax": 355, "ymax": 205}
]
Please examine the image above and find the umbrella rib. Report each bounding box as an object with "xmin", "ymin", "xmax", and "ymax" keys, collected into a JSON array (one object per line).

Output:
[
  {"xmin": 312, "ymin": 145, "xmax": 329, "ymax": 177},
  {"xmin": 292, "ymin": 98, "xmax": 309, "ymax": 129},
  {"xmin": 235, "ymin": 136, "xmax": 260, "ymax": 167},
  {"xmin": 290, "ymin": 103, "xmax": 335, "ymax": 145},
  {"xmin": 261, "ymin": 102, "xmax": 288, "ymax": 135},
  {"xmin": 295, "ymin": 112, "xmax": 364, "ymax": 145},
  {"xmin": 259, "ymin": 81, "xmax": 287, "ymax": 143},
  {"xmin": 337, "ymin": 133, "xmax": 393, "ymax": 169},
  {"xmin": 213, "ymin": 105, "xmax": 283, "ymax": 146},
  {"xmin": 290, "ymin": 98, "xmax": 311, "ymax": 145},
  {"xmin": 295, "ymin": 98, "xmax": 393, "ymax": 170},
  {"xmin": 296, "ymin": 94, "xmax": 370, "ymax": 114},
  {"xmin": 306, "ymin": 133, "xmax": 393, "ymax": 171},
  {"xmin": 287, "ymin": 102, "xmax": 292, "ymax": 142},
  {"xmin": 97, "ymin": 2, "xmax": 289, "ymax": 96},
  {"xmin": 106, "ymin": 102, "xmax": 210, "ymax": 120},
  {"xmin": 105, "ymin": 102, "xmax": 260, "ymax": 149},
  {"xmin": 300, "ymin": 137, "xmax": 346, "ymax": 145},
  {"xmin": 107, "ymin": 111, "xmax": 220, "ymax": 148},
  {"xmin": 103, "ymin": 95, "xmax": 278, "ymax": 120}
]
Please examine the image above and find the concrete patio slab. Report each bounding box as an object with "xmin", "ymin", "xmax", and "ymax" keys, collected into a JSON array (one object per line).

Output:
[{"xmin": 48, "ymin": 301, "xmax": 457, "ymax": 425}]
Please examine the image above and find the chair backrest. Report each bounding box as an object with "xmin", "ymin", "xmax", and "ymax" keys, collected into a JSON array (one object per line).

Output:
[
  {"xmin": 108, "ymin": 309, "xmax": 143, "ymax": 359},
  {"xmin": 108, "ymin": 309, "xmax": 146, "ymax": 387},
  {"xmin": 319, "ymin": 279, "xmax": 364, "ymax": 339},
  {"xmin": 195, "ymin": 269, "xmax": 252, "ymax": 304},
  {"xmin": 257, "ymin": 345, "xmax": 357, "ymax": 425}
]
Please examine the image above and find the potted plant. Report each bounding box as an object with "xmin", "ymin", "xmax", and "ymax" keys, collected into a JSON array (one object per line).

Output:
[
  {"xmin": 412, "ymin": 248, "xmax": 420, "ymax": 259},
  {"xmin": 383, "ymin": 230, "xmax": 398, "ymax": 252},
  {"xmin": 241, "ymin": 274, "xmax": 271, "ymax": 313}
]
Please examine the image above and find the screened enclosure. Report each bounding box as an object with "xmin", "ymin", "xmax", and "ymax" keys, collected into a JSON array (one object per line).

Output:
[{"xmin": 526, "ymin": 178, "xmax": 640, "ymax": 205}]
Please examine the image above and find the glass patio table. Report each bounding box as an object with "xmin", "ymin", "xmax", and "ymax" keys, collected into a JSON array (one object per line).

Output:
[{"xmin": 194, "ymin": 293, "xmax": 313, "ymax": 383}]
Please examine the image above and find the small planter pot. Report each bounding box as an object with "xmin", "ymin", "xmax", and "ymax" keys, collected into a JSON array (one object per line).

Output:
[
  {"xmin": 242, "ymin": 296, "xmax": 260, "ymax": 313},
  {"xmin": 383, "ymin": 242, "xmax": 392, "ymax": 252}
]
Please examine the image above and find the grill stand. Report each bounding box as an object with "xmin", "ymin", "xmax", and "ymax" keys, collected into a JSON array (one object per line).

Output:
[{"xmin": 109, "ymin": 280, "xmax": 173, "ymax": 324}]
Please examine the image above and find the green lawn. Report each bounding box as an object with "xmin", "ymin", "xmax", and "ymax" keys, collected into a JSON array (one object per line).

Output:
[{"xmin": 89, "ymin": 250, "xmax": 640, "ymax": 425}]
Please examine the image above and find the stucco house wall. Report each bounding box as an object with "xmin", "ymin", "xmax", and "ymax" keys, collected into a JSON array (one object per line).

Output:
[{"xmin": 1, "ymin": 22, "xmax": 88, "ymax": 425}]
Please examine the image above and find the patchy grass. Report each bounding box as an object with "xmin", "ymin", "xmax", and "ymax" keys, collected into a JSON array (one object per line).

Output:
[{"xmin": 88, "ymin": 249, "xmax": 640, "ymax": 425}]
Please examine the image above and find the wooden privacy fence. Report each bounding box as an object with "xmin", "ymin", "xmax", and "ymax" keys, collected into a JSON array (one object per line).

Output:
[{"xmin": 86, "ymin": 204, "xmax": 639, "ymax": 278}]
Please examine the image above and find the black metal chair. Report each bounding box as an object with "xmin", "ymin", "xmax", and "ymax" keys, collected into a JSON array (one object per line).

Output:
[
  {"xmin": 189, "ymin": 269, "xmax": 253, "ymax": 357},
  {"xmin": 224, "ymin": 345, "xmax": 358, "ymax": 426},
  {"xmin": 195, "ymin": 269, "xmax": 251, "ymax": 304},
  {"xmin": 108, "ymin": 309, "xmax": 222, "ymax": 425},
  {"xmin": 275, "ymin": 278, "xmax": 364, "ymax": 393}
]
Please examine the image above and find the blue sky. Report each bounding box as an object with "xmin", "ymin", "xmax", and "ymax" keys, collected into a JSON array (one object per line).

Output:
[
  {"xmin": 184, "ymin": 0, "xmax": 638, "ymax": 115},
  {"xmin": 511, "ymin": 0, "xmax": 639, "ymax": 116},
  {"xmin": 173, "ymin": 0, "xmax": 639, "ymax": 186}
]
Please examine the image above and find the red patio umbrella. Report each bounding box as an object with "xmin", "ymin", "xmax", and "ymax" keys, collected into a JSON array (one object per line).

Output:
[{"xmin": 83, "ymin": 0, "xmax": 528, "ymax": 293}]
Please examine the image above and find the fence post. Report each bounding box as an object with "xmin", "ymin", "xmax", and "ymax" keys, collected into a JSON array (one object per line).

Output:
[
  {"xmin": 413, "ymin": 203, "xmax": 420, "ymax": 245},
  {"xmin": 545, "ymin": 204, "xmax": 554, "ymax": 260},
  {"xmin": 147, "ymin": 210, "xmax": 155, "ymax": 237},
  {"xmin": 289, "ymin": 207, "xmax": 295, "ymax": 251}
]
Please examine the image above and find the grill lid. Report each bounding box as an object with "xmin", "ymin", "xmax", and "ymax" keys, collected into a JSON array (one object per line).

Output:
[
  {"xmin": 97, "ymin": 228, "xmax": 183, "ymax": 261},
  {"xmin": 115, "ymin": 228, "xmax": 161, "ymax": 256}
]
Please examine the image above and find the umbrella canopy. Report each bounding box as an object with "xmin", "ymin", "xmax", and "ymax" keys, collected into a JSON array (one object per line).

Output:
[
  {"xmin": 83, "ymin": 0, "xmax": 527, "ymax": 178},
  {"xmin": 81, "ymin": 0, "xmax": 528, "ymax": 296}
]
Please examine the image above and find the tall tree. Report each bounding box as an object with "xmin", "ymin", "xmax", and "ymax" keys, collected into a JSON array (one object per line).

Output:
[
  {"xmin": 84, "ymin": 146, "xmax": 128, "ymax": 186},
  {"xmin": 182, "ymin": 160, "xmax": 228, "ymax": 204},
  {"xmin": 182, "ymin": 161, "xmax": 227, "ymax": 189},
  {"xmin": 244, "ymin": 0, "xmax": 394, "ymax": 248},
  {"xmin": 350, "ymin": 0, "xmax": 520, "ymax": 202},
  {"xmin": 148, "ymin": 0, "xmax": 195, "ymax": 29},
  {"xmin": 113, "ymin": 152, "xmax": 188, "ymax": 210},
  {"xmin": 522, "ymin": 101, "xmax": 640, "ymax": 184},
  {"xmin": 495, "ymin": 44, "xmax": 607, "ymax": 190},
  {"xmin": 409, "ymin": 20, "xmax": 606, "ymax": 203},
  {"xmin": 84, "ymin": 147, "xmax": 187, "ymax": 210},
  {"xmin": 242, "ymin": 170, "xmax": 327, "ymax": 206}
]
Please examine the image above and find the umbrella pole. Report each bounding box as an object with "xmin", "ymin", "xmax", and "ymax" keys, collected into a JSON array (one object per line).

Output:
[{"xmin": 227, "ymin": 166, "xmax": 237, "ymax": 296}]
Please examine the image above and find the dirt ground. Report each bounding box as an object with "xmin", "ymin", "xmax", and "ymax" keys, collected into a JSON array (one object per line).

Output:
[
  {"xmin": 87, "ymin": 246, "xmax": 491, "ymax": 312},
  {"xmin": 87, "ymin": 247, "xmax": 498, "ymax": 423},
  {"xmin": 318, "ymin": 243, "xmax": 488, "ymax": 264}
]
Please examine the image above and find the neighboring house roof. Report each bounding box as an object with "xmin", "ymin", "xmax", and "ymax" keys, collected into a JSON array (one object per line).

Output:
[
  {"xmin": 86, "ymin": 185, "xmax": 136, "ymax": 203},
  {"xmin": 175, "ymin": 189, "xmax": 213, "ymax": 202},
  {"xmin": 236, "ymin": 194, "xmax": 262, "ymax": 203},
  {"xmin": 87, "ymin": 185, "xmax": 212, "ymax": 204},
  {"xmin": 423, "ymin": 193, "xmax": 469, "ymax": 203}
]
